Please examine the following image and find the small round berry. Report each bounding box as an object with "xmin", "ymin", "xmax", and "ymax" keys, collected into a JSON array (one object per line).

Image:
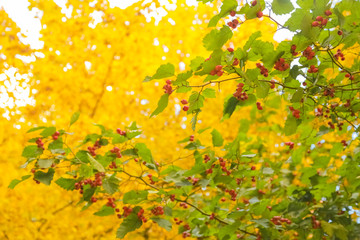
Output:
[
  {"xmin": 230, "ymin": 10, "xmax": 236, "ymax": 17},
  {"xmin": 181, "ymin": 99, "xmax": 188, "ymax": 105},
  {"xmin": 337, "ymin": 30, "xmax": 343, "ymax": 35},
  {"xmin": 256, "ymin": 11, "xmax": 263, "ymax": 18},
  {"xmin": 324, "ymin": 10, "xmax": 332, "ymax": 16},
  {"xmin": 183, "ymin": 106, "xmax": 189, "ymax": 111}
]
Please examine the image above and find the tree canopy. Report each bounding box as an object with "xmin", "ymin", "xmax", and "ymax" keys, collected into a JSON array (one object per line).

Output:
[{"xmin": 3, "ymin": 0, "xmax": 360, "ymax": 239}]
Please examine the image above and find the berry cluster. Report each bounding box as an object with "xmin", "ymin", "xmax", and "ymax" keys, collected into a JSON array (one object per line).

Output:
[
  {"xmin": 225, "ymin": 189, "xmax": 237, "ymax": 201},
  {"xmin": 341, "ymin": 140, "xmax": 348, "ymax": 147},
  {"xmin": 106, "ymin": 197, "xmax": 117, "ymax": 208},
  {"xmin": 147, "ymin": 174, "xmax": 155, "ymax": 184},
  {"xmin": 334, "ymin": 49, "xmax": 345, "ymax": 61},
  {"xmin": 183, "ymin": 224, "xmax": 191, "ymax": 231},
  {"xmin": 233, "ymin": 83, "xmax": 248, "ymax": 101},
  {"xmin": 163, "ymin": 79, "xmax": 173, "ymax": 94},
  {"xmin": 345, "ymin": 73, "xmax": 355, "ymax": 80},
  {"xmin": 179, "ymin": 202, "xmax": 188, "ymax": 209},
  {"xmin": 170, "ymin": 194, "xmax": 176, "ymax": 201},
  {"xmin": 122, "ymin": 206, "xmax": 133, "ymax": 218},
  {"xmin": 307, "ymin": 65, "xmax": 318, "ymax": 73},
  {"xmin": 303, "ymin": 46, "xmax": 315, "ymax": 60},
  {"xmin": 74, "ymin": 172, "xmax": 105, "ymax": 194},
  {"xmin": 290, "ymin": 44, "xmax": 298, "ymax": 56},
  {"xmin": 312, "ymin": 15, "xmax": 328, "ymax": 28},
  {"xmin": 256, "ymin": 102, "xmax": 263, "ymax": 110},
  {"xmin": 87, "ymin": 140, "xmax": 102, "ymax": 157},
  {"xmin": 116, "ymin": 128, "xmax": 126, "ymax": 136},
  {"xmin": 323, "ymin": 87, "xmax": 335, "ymax": 97},
  {"xmin": 227, "ymin": 19, "xmax": 239, "ymax": 29},
  {"xmin": 270, "ymin": 80, "xmax": 276, "ymax": 89},
  {"xmin": 219, "ymin": 157, "xmax": 231, "ymax": 175},
  {"xmin": 285, "ymin": 141, "xmax": 295, "ymax": 149},
  {"xmin": 256, "ymin": 62, "xmax": 268, "ymax": 77},
  {"xmin": 289, "ymin": 106, "xmax": 300, "ymax": 119},
  {"xmin": 274, "ymin": 58, "xmax": 289, "ymax": 71},
  {"xmin": 315, "ymin": 107, "xmax": 323, "ymax": 117},
  {"xmin": 189, "ymin": 135, "xmax": 194, "ymax": 141},
  {"xmin": 232, "ymin": 58, "xmax": 239, "ymax": 66},
  {"xmin": 271, "ymin": 216, "xmax": 292, "ymax": 225},
  {"xmin": 210, "ymin": 65, "xmax": 224, "ymax": 76},
  {"xmin": 137, "ymin": 208, "xmax": 147, "ymax": 222},
  {"xmin": 110, "ymin": 146, "xmax": 122, "ymax": 159},
  {"xmin": 311, "ymin": 215, "xmax": 321, "ymax": 229},
  {"xmin": 181, "ymin": 99, "xmax": 189, "ymax": 112},
  {"xmin": 52, "ymin": 131, "xmax": 60, "ymax": 140},
  {"xmin": 36, "ymin": 138, "xmax": 45, "ymax": 150},
  {"xmin": 150, "ymin": 206, "xmax": 164, "ymax": 216},
  {"xmin": 204, "ymin": 154, "xmax": 210, "ymax": 163},
  {"xmin": 236, "ymin": 177, "xmax": 244, "ymax": 185},
  {"xmin": 182, "ymin": 232, "xmax": 191, "ymax": 238},
  {"xmin": 174, "ymin": 218, "xmax": 183, "ymax": 225},
  {"xmin": 109, "ymin": 161, "xmax": 117, "ymax": 169}
]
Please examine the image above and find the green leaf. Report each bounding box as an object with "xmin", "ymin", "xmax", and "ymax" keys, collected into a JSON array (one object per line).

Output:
[
  {"xmin": 244, "ymin": 31, "xmax": 262, "ymax": 50},
  {"xmin": 40, "ymin": 127, "xmax": 56, "ymax": 137},
  {"xmin": 8, "ymin": 175, "xmax": 31, "ymax": 189},
  {"xmin": 34, "ymin": 168, "xmax": 55, "ymax": 185},
  {"xmin": 208, "ymin": 0, "xmax": 238, "ymax": 27},
  {"xmin": 222, "ymin": 96, "xmax": 238, "ymax": 120},
  {"xmin": 123, "ymin": 190, "xmax": 148, "ymax": 204},
  {"xmin": 26, "ymin": 126, "xmax": 46, "ymax": 133},
  {"xmin": 284, "ymin": 116, "xmax": 298, "ymax": 136},
  {"xmin": 116, "ymin": 214, "xmax": 142, "ymax": 238},
  {"xmin": 291, "ymin": 88, "xmax": 303, "ymax": 103},
  {"xmin": 172, "ymin": 71, "xmax": 192, "ymax": 86},
  {"xmin": 94, "ymin": 205, "xmax": 115, "ymax": 216},
  {"xmin": 203, "ymin": 26, "xmax": 233, "ymax": 51},
  {"xmin": 102, "ymin": 175, "xmax": 120, "ymax": 194},
  {"xmin": 38, "ymin": 159, "xmax": 54, "ymax": 168},
  {"xmin": 202, "ymin": 88, "xmax": 216, "ymax": 98},
  {"xmin": 79, "ymin": 164, "xmax": 93, "ymax": 178},
  {"xmin": 150, "ymin": 94, "xmax": 169, "ymax": 117},
  {"xmin": 112, "ymin": 134, "xmax": 127, "ymax": 144},
  {"xmin": 135, "ymin": 143, "xmax": 153, "ymax": 163},
  {"xmin": 151, "ymin": 218, "xmax": 172, "ymax": 231},
  {"xmin": 87, "ymin": 153, "xmax": 105, "ymax": 172},
  {"xmin": 211, "ymin": 129, "xmax": 224, "ymax": 147},
  {"xmin": 190, "ymin": 56, "xmax": 205, "ymax": 71},
  {"xmin": 22, "ymin": 145, "xmax": 43, "ymax": 158},
  {"xmin": 285, "ymin": 9, "xmax": 307, "ymax": 31},
  {"xmin": 83, "ymin": 186, "xmax": 96, "ymax": 201},
  {"xmin": 55, "ymin": 177, "xmax": 77, "ymax": 190},
  {"xmin": 256, "ymin": 82, "xmax": 270, "ymax": 98},
  {"xmin": 272, "ymin": 0, "xmax": 294, "ymax": 15},
  {"xmin": 148, "ymin": 63, "xmax": 175, "ymax": 81},
  {"xmin": 70, "ymin": 111, "xmax": 80, "ymax": 126}
]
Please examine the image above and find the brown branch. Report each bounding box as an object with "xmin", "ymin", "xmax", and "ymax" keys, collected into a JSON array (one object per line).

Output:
[{"xmin": 90, "ymin": 53, "xmax": 116, "ymax": 118}]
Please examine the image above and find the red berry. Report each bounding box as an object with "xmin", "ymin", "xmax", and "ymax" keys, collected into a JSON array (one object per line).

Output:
[
  {"xmin": 215, "ymin": 65, "xmax": 223, "ymax": 71},
  {"xmin": 251, "ymin": 166, "xmax": 256, "ymax": 170},
  {"xmin": 227, "ymin": 47, "xmax": 234, "ymax": 52},
  {"xmin": 230, "ymin": 10, "xmax": 236, "ymax": 17},
  {"xmin": 166, "ymin": 79, "xmax": 171, "ymax": 84},
  {"xmin": 257, "ymin": 11, "xmax": 263, "ymax": 18},
  {"xmin": 183, "ymin": 106, "xmax": 189, "ymax": 111},
  {"xmin": 322, "ymin": 18, "xmax": 328, "ymax": 26},
  {"xmin": 251, "ymin": 0, "xmax": 257, "ymax": 6},
  {"xmin": 338, "ymin": 30, "xmax": 343, "ymax": 35},
  {"xmin": 345, "ymin": 73, "xmax": 350, "ymax": 78},
  {"xmin": 324, "ymin": 10, "xmax": 332, "ymax": 16},
  {"xmin": 181, "ymin": 99, "xmax": 188, "ymax": 104},
  {"xmin": 316, "ymin": 16, "xmax": 323, "ymax": 21},
  {"xmin": 312, "ymin": 21, "xmax": 319, "ymax": 27}
]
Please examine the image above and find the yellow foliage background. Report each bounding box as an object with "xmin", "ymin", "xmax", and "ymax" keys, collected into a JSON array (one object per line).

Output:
[{"xmin": 1, "ymin": 0, "xmax": 354, "ymax": 239}]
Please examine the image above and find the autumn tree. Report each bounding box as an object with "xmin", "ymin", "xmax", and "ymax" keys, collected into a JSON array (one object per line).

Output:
[{"xmin": 4, "ymin": 0, "xmax": 360, "ymax": 239}]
